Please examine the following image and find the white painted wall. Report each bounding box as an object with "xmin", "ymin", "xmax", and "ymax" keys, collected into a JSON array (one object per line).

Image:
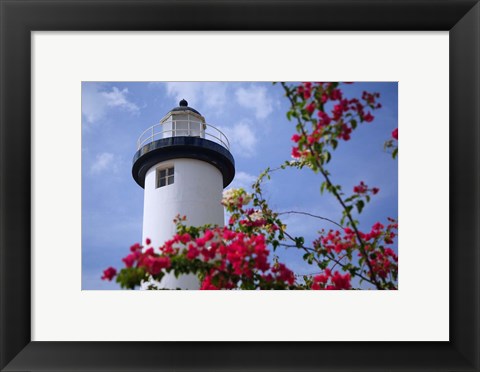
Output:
[{"xmin": 142, "ymin": 158, "xmax": 224, "ymax": 289}]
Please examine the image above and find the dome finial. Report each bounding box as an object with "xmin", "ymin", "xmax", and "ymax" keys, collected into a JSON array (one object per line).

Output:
[{"xmin": 179, "ymin": 99, "xmax": 188, "ymax": 107}]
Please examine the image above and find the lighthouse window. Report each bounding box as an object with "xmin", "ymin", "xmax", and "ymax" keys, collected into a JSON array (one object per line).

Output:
[{"xmin": 157, "ymin": 167, "xmax": 174, "ymax": 188}]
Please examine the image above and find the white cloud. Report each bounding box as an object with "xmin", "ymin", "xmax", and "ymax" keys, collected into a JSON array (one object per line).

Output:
[
  {"xmin": 165, "ymin": 82, "xmax": 201, "ymax": 107},
  {"xmin": 235, "ymin": 85, "xmax": 273, "ymax": 119},
  {"xmin": 82, "ymin": 84, "xmax": 139, "ymax": 124},
  {"xmin": 229, "ymin": 171, "xmax": 257, "ymax": 191},
  {"xmin": 219, "ymin": 120, "xmax": 258, "ymax": 157},
  {"xmin": 90, "ymin": 152, "xmax": 115, "ymax": 174},
  {"xmin": 164, "ymin": 82, "xmax": 228, "ymax": 114},
  {"xmin": 202, "ymin": 83, "xmax": 228, "ymax": 109},
  {"xmin": 101, "ymin": 87, "xmax": 139, "ymax": 113}
]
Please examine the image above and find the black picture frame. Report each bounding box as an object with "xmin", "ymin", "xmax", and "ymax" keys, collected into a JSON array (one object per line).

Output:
[{"xmin": 1, "ymin": 1, "xmax": 479, "ymax": 371}]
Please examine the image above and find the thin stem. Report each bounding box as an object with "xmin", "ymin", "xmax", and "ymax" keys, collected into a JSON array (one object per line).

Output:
[
  {"xmin": 278, "ymin": 210, "xmax": 343, "ymax": 229},
  {"xmin": 330, "ymin": 253, "xmax": 347, "ymax": 271},
  {"xmin": 281, "ymin": 82, "xmax": 382, "ymax": 289}
]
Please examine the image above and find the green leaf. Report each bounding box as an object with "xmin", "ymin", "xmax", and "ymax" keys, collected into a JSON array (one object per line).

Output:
[
  {"xmin": 294, "ymin": 236, "xmax": 305, "ymax": 248},
  {"xmin": 318, "ymin": 260, "xmax": 329, "ymax": 270},
  {"xmin": 302, "ymin": 252, "xmax": 314, "ymax": 264},
  {"xmin": 344, "ymin": 194, "xmax": 358, "ymax": 203},
  {"xmin": 320, "ymin": 182, "xmax": 326, "ymax": 195},
  {"xmin": 349, "ymin": 268, "xmax": 359, "ymax": 277},
  {"xmin": 350, "ymin": 119, "xmax": 357, "ymax": 129},
  {"xmin": 324, "ymin": 151, "xmax": 331, "ymax": 164},
  {"xmin": 356, "ymin": 200, "xmax": 365, "ymax": 214}
]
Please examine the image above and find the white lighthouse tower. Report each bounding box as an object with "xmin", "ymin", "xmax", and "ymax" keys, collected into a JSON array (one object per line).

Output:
[{"xmin": 132, "ymin": 99, "xmax": 235, "ymax": 289}]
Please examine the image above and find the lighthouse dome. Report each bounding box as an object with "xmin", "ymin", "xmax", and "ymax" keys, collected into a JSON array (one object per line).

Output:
[{"xmin": 170, "ymin": 99, "xmax": 202, "ymax": 116}]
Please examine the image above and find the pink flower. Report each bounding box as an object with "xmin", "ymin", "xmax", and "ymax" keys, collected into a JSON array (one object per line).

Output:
[
  {"xmin": 372, "ymin": 222, "xmax": 384, "ymax": 230},
  {"xmin": 303, "ymin": 87, "xmax": 312, "ymax": 100},
  {"xmin": 179, "ymin": 233, "xmax": 191, "ymax": 244},
  {"xmin": 317, "ymin": 111, "xmax": 331, "ymax": 126},
  {"xmin": 313, "ymin": 273, "xmax": 328, "ymax": 285},
  {"xmin": 291, "ymin": 147, "xmax": 301, "ymax": 158},
  {"xmin": 353, "ymin": 181, "xmax": 367, "ymax": 194},
  {"xmin": 364, "ymin": 112, "xmax": 374, "ymax": 123},
  {"xmin": 392, "ymin": 128, "xmax": 398, "ymax": 140},
  {"xmin": 204, "ymin": 230, "xmax": 214, "ymax": 241},
  {"xmin": 272, "ymin": 263, "xmax": 295, "ymax": 285},
  {"xmin": 146, "ymin": 256, "xmax": 171, "ymax": 275},
  {"xmin": 144, "ymin": 247, "xmax": 154, "ymax": 256},
  {"xmin": 122, "ymin": 254, "xmax": 136, "ymax": 268},
  {"xmin": 130, "ymin": 243, "xmax": 142, "ymax": 252},
  {"xmin": 331, "ymin": 271, "xmax": 351, "ymax": 289},
  {"xmin": 330, "ymin": 89, "xmax": 342, "ymax": 101},
  {"xmin": 222, "ymin": 228, "xmax": 236, "ymax": 240},
  {"xmin": 101, "ymin": 267, "xmax": 117, "ymax": 281},
  {"xmin": 186, "ymin": 244, "xmax": 200, "ymax": 260},
  {"xmin": 306, "ymin": 102, "xmax": 316, "ymax": 115},
  {"xmin": 200, "ymin": 275, "xmax": 219, "ymax": 290}
]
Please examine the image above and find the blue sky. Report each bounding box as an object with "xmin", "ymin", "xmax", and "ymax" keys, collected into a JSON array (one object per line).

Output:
[{"xmin": 82, "ymin": 82, "xmax": 398, "ymax": 290}]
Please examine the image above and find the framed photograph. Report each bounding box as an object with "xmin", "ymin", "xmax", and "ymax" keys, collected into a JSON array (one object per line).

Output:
[
  {"xmin": 81, "ymin": 80, "xmax": 399, "ymax": 293},
  {"xmin": 1, "ymin": 1, "xmax": 479, "ymax": 371}
]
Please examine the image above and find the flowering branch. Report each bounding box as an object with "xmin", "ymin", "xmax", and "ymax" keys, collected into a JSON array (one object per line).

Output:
[{"xmin": 280, "ymin": 82, "xmax": 385, "ymax": 288}]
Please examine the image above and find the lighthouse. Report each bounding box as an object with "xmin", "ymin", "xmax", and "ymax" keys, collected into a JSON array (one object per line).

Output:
[{"xmin": 132, "ymin": 99, "xmax": 235, "ymax": 289}]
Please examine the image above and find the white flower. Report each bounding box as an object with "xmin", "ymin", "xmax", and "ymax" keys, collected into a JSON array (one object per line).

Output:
[
  {"xmin": 250, "ymin": 210, "xmax": 263, "ymax": 221},
  {"xmin": 222, "ymin": 188, "xmax": 252, "ymax": 207}
]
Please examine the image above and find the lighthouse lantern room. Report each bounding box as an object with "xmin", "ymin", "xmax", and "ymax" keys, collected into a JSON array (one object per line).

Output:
[{"xmin": 132, "ymin": 100, "xmax": 235, "ymax": 289}]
